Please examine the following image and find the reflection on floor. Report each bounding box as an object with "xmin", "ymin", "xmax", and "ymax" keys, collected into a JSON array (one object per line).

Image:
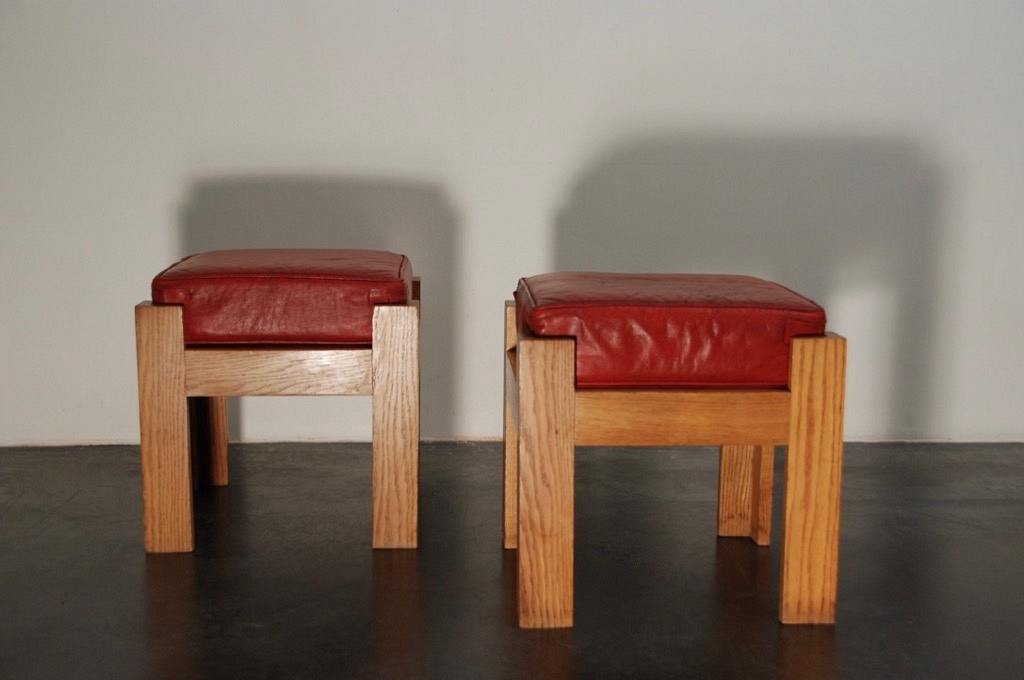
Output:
[{"xmin": 2, "ymin": 442, "xmax": 1023, "ymax": 679}]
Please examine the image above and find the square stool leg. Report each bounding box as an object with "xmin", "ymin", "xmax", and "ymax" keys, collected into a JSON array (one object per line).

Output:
[
  {"xmin": 503, "ymin": 302, "xmax": 519, "ymax": 550},
  {"xmin": 206, "ymin": 396, "xmax": 230, "ymax": 486},
  {"xmin": 188, "ymin": 396, "xmax": 229, "ymax": 487},
  {"xmin": 718, "ymin": 444, "xmax": 775, "ymax": 546},
  {"xmin": 516, "ymin": 336, "xmax": 575, "ymax": 628},
  {"xmin": 780, "ymin": 334, "xmax": 846, "ymax": 623},
  {"xmin": 136, "ymin": 303, "xmax": 194, "ymax": 553},
  {"xmin": 371, "ymin": 302, "xmax": 420, "ymax": 549},
  {"xmin": 502, "ymin": 397, "xmax": 520, "ymax": 549}
]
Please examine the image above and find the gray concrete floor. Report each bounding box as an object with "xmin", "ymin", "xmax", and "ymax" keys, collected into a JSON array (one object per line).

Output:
[{"xmin": 2, "ymin": 441, "xmax": 1023, "ymax": 679}]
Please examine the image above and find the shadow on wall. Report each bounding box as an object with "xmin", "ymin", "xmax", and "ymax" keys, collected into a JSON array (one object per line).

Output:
[
  {"xmin": 179, "ymin": 176, "xmax": 459, "ymax": 440},
  {"xmin": 555, "ymin": 134, "xmax": 943, "ymax": 439}
]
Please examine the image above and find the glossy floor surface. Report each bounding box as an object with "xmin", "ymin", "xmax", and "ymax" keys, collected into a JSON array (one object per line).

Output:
[{"xmin": 2, "ymin": 442, "xmax": 1023, "ymax": 679}]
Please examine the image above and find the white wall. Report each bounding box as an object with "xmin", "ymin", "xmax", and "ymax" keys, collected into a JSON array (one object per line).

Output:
[{"xmin": 2, "ymin": 1, "xmax": 1022, "ymax": 444}]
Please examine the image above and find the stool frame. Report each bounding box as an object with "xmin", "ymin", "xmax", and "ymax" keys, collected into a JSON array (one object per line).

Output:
[
  {"xmin": 502, "ymin": 301, "xmax": 846, "ymax": 627},
  {"xmin": 135, "ymin": 282, "xmax": 420, "ymax": 553}
]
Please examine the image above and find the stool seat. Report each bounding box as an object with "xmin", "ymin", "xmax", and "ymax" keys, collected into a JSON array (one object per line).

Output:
[
  {"xmin": 153, "ymin": 249, "xmax": 413, "ymax": 345},
  {"xmin": 515, "ymin": 272, "xmax": 826, "ymax": 388}
]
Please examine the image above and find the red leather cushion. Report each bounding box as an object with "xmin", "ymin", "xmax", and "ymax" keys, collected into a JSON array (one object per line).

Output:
[
  {"xmin": 515, "ymin": 272, "xmax": 826, "ymax": 388},
  {"xmin": 152, "ymin": 249, "xmax": 412, "ymax": 345}
]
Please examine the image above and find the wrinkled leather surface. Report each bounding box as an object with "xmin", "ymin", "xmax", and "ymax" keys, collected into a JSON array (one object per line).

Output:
[
  {"xmin": 515, "ymin": 272, "xmax": 826, "ymax": 388},
  {"xmin": 153, "ymin": 249, "xmax": 412, "ymax": 344}
]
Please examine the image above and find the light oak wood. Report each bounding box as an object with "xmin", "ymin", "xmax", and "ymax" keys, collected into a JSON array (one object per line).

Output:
[
  {"xmin": 718, "ymin": 444, "xmax": 775, "ymax": 545},
  {"xmin": 503, "ymin": 301, "xmax": 519, "ymax": 550},
  {"xmin": 371, "ymin": 302, "xmax": 420, "ymax": 549},
  {"xmin": 136, "ymin": 303, "xmax": 194, "ymax": 553},
  {"xmin": 207, "ymin": 396, "xmax": 229, "ymax": 486},
  {"xmin": 517, "ymin": 336, "xmax": 576, "ymax": 628},
  {"xmin": 780, "ymin": 334, "xmax": 846, "ymax": 624},
  {"xmin": 185, "ymin": 349, "xmax": 372, "ymax": 396},
  {"xmin": 504, "ymin": 350, "xmax": 519, "ymax": 422},
  {"xmin": 575, "ymin": 390, "xmax": 790, "ymax": 446}
]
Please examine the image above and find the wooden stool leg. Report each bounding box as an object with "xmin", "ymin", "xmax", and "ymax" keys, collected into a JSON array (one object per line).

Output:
[
  {"xmin": 189, "ymin": 397, "xmax": 229, "ymax": 487},
  {"xmin": 503, "ymin": 302, "xmax": 519, "ymax": 549},
  {"xmin": 136, "ymin": 303, "xmax": 194, "ymax": 553},
  {"xmin": 207, "ymin": 396, "xmax": 229, "ymax": 486},
  {"xmin": 503, "ymin": 391, "xmax": 519, "ymax": 550},
  {"xmin": 517, "ymin": 337, "xmax": 575, "ymax": 628},
  {"xmin": 371, "ymin": 302, "xmax": 420, "ymax": 549},
  {"xmin": 780, "ymin": 334, "xmax": 846, "ymax": 623},
  {"xmin": 718, "ymin": 444, "xmax": 775, "ymax": 545}
]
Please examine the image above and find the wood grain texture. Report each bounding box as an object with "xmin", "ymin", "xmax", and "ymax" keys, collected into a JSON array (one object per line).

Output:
[
  {"xmin": 185, "ymin": 348, "xmax": 372, "ymax": 396},
  {"xmin": 205, "ymin": 396, "xmax": 229, "ymax": 486},
  {"xmin": 136, "ymin": 303, "xmax": 194, "ymax": 553},
  {"xmin": 780, "ymin": 334, "xmax": 846, "ymax": 624},
  {"xmin": 751, "ymin": 444, "xmax": 775, "ymax": 545},
  {"xmin": 503, "ymin": 301, "xmax": 519, "ymax": 550},
  {"xmin": 504, "ymin": 351, "xmax": 520, "ymax": 426},
  {"xmin": 575, "ymin": 390, "xmax": 790, "ymax": 446},
  {"xmin": 517, "ymin": 336, "xmax": 576, "ymax": 628},
  {"xmin": 718, "ymin": 444, "xmax": 775, "ymax": 545},
  {"xmin": 371, "ymin": 302, "xmax": 420, "ymax": 549}
]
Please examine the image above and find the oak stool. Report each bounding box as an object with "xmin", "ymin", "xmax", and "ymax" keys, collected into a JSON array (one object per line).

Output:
[
  {"xmin": 502, "ymin": 273, "xmax": 846, "ymax": 627},
  {"xmin": 136, "ymin": 249, "xmax": 419, "ymax": 553}
]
